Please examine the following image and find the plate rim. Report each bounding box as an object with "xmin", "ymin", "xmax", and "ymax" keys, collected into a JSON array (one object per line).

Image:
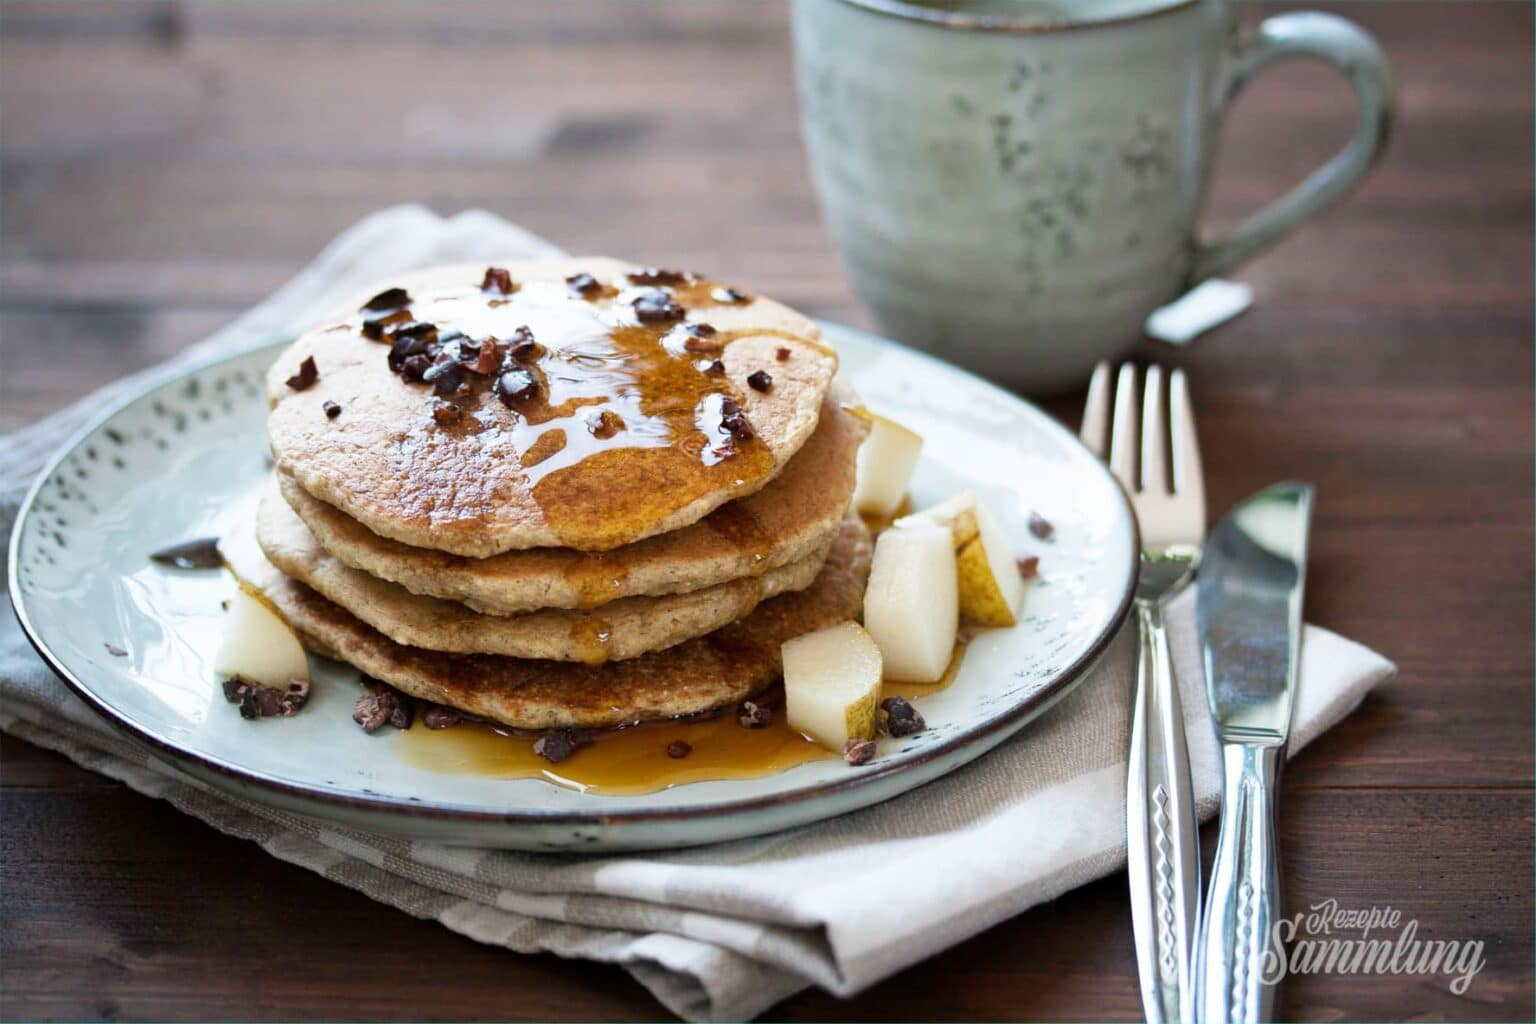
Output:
[{"xmin": 8, "ymin": 325, "xmax": 1138, "ymax": 828}]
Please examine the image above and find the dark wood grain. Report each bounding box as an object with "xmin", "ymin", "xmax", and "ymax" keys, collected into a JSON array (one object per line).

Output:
[{"xmin": 1, "ymin": 1, "xmax": 1531, "ymax": 1021}]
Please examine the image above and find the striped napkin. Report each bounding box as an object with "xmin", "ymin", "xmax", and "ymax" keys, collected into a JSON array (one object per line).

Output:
[{"xmin": 0, "ymin": 205, "xmax": 1395, "ymax": 1021}]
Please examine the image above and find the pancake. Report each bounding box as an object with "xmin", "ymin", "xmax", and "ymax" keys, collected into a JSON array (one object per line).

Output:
[
  {"xmin": 280, "ymin": 384, "xmax": 867, "ymax": 614},
  {"xmin": 232, "ymin": 517, "xmax": 872, "ymax": 730},
  {"xmin": 257, "ymin": 481, "xmax": 832, "ymax": 664},
  {"xmin": 266, "ymin": 258, "xmax": 836, "ymax": 557}
]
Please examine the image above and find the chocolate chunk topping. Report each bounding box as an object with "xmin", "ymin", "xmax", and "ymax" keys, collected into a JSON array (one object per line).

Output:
[
  {"xmin": 323, "ymin": 400, "xmax": 341, "ymax": 419},
  {"xmin": 104, "ymin": 642, "xmax": 127, "ymax": 657},
  {"xmin": 361, "ymin": 318, "xmax": 386, "ymax": 341},
  {"xmin": 632, "ymin": 289, "xmax": 685, "ymax": 323},
  {"xmin": 586, "ymin": 409, "xmax": 626, "ymax": 439},
  {"xmin": 712, "ymin": 286, "xmax": 750, "ymax": 304},
  {"xmin": 481, "ymin": 266, "xmax": 515, "ymax": 295},
  {"xmin": 400, "ymin": 353, "xmax": 432, "ymax": 382},
  {"xmin": 361, "ymin": 287, "xmax": 411, "ymax": 313},
  {"xmin": 533, "ymin": 728, "xmax": 587, "ymax": 763},
  {"xmin": 719, "ymin": 396, "xmax": 755, "ymax": 441},
  {"xmin": 496, "ymin": 367, "xmax": 540, "ymax": 406},
  {"xmin": 737, "ymin": 700, "xmax": 772, "ymax": 729},
  {"xmin": 224, "ymin": 675, "xmax": 310, "ymax": 720},
  {"xmin": 844, "ymin": 737, "xmax": 877, "ymax": 765},
  {"xmin": 424, "ymin": 355, "xmax": 469, "ymax": 398},
  {"xmin": 149, "ymin": 536, "xmax": 222, "ymax": 570},
  {"xmin": 1029, "ymin": 512, "xmax": 1054, "ymax": 540},
  {"xmin": 1017, "ymin": 555, "xmax": 1040, "ymax": 578},
  {"xmin": 285, "ymin": 356, "xmax": 319, "ymax": 392},
  {"xmin": 421, "ymin": 704, "xmax": 464, "ymax": 730},
  {"xmin": 775, "ymin": 346, "xmax": 791, "ymax": 362},
  {"xmin": 566, "ymin": 272, "xmax": 603, "ymax": 297},
  {"xmin": 666, "ymin": 740, "xmax": 693, "ymax": 759},
  {"xmin": 747, "ymin": 370, "xmax": 773, "ymax": 392},
  {"xmin": 431, "ymin": 400, "xmax": 462, "ymax": 425},
  {"xmin": 880, "ymin": 696, "xmax": 926, "ymax": 738},
  {"xmin": 628, "ymin": 267, "xmax": 691, "ymax": 286}
]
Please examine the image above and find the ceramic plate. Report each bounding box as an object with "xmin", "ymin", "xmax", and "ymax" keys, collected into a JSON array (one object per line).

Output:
[{"xmin": 9, "ymin": 322, "xmax": 1136, "ymax": 850}]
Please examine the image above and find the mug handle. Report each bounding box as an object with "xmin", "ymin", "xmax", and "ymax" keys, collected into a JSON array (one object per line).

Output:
[{"xmin": 1191, "ymin": 12, "xmax": 1395, "ymax": 282}]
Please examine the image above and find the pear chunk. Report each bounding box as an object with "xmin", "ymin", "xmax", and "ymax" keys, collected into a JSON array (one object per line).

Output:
[
  {"xmin": 899, "ymin": 489, "xmax": 1025, "ymax": 627},
  {"xmin": 852, "ymin": 413, "xmax": 923, "ymax": 517},
  {"xmin": 782, "ymin": 621, "xmax": 884, "ymax": 752},
  {"xmin": 862, "ymin": 523, "xmax": 958, "ymax": 682},
  {"xmin": 214, "ymin": 587, "xmax": 310, "ymax": 689}
]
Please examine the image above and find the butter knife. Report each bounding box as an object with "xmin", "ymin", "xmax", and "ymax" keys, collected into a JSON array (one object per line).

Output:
[{"xmin": 1194, "ymin": 481, "xmax": 1313, "ymax": 1024}]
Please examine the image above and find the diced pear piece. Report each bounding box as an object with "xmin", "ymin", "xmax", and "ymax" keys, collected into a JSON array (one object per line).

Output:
[
  {"xmin": 852, "ymin": 413, "xmax": 923, "ymax": 517},
  {"xmin": 782, "ymin": 621, "xmax": 884, "ymax": 752},
  {"xmin": 899, "ymin": 489, "xmax": 1025, "ymax": 627},
  {"xmin": 862, "ymin": 523, "xmax": 958, "ymax": 682},
  {"xmin": 214, "ymin": 587, "xmax": 310, "ymax": 689}
]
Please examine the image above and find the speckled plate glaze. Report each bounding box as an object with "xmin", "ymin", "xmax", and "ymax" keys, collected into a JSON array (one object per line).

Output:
[{"xmin": 9, "ymin": 323, "xmax": 1136, "ymax": 850}]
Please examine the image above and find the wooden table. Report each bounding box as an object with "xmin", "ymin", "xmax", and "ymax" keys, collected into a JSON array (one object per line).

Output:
[{"xmin": 2, "ymin": 2, "xmax": 1531, "ymax": 1019}]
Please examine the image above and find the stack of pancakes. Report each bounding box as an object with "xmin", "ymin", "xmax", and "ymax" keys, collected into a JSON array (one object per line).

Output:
[{"xmin": 249, "ymin": 258, "xmax": 873, "ymax": 730}]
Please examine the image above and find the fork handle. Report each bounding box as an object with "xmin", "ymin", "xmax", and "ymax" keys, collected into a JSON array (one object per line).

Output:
[{"xmin": 1126, "ymin": 597, "xmax": 1201, "ymax": 1024}]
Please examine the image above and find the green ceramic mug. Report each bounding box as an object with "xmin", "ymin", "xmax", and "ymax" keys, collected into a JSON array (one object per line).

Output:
[{"xmin": 794, "ymin": 0, "xmax": 1394, "ymax": 390}]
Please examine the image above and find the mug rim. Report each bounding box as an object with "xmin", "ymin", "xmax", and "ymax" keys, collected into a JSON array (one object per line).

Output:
[{"xmin": 831, "ymin": 0, "xmax": 1201, "ymax": 34}]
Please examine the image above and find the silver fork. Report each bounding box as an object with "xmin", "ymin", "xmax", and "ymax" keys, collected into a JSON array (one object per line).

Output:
[{"xmin": 1082, "ymin": 362, "xmax": 1206, "ymax": 1024}]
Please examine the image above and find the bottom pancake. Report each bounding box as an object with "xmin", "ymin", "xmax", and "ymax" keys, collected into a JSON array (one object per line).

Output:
[{"xmin": 229, "ymin": 516, "xmax": 871, "ymax": 730}]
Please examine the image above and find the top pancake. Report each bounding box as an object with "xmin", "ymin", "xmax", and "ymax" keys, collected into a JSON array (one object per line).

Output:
[
  {"xmin": 279, "ymin": 383, "xmax": 868, "ymax": 614},
  {"xmin": 266, "ymin": 258, "xmax": 836, "ymax": 557}
]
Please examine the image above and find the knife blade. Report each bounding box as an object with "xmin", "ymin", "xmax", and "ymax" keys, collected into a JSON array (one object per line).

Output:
[{"xmin": 1193, "ymin": 481, "xmax": 1313, "ymax": 1024}]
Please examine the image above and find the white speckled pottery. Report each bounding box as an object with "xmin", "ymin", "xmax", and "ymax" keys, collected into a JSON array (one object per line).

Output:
[
  {"xmin": 794, "ymin": 0, "xmax": 1394, "ymax": 391},
  {"xmin": 9, "ymin": 323, "xmax": 1137, "ymax": 851}
]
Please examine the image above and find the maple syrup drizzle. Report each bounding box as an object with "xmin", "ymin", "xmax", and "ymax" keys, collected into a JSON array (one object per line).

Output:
[
  {"xmin": 351, "ymin": 276, "xmax": 820, "ymax": 550},
  {"xmin": 393, "ymin": 642, "xmax": 970, "ymax": 795}
]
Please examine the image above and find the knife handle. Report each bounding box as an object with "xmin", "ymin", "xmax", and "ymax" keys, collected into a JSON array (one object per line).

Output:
[
  {"xmin": 1196, "ymin": 742, "xmax": 1284, "ymax": 1024},
  {"xmin": 1126, "ymin": 598, "xmax": 1200, "ymax": 1024}
]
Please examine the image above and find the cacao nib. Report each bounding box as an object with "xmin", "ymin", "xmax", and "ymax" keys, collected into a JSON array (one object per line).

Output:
[
  {"xmin": 496, "ymin": 367, "xmax": 540, "ymax": 406},
  {"xmin": 389, "ymin": 694, "xmax": 415, "ymax": 730},
  {"xmin": 533, "ymin": 728, "xmax": 585, "ymax": 763},
  {"xmin": 1016, "ymin": 555, "xmax": 1040, "ymax": 578},
  {"xmin": 353, "ymin": 687, "xmax": 401, "ymax": 733},
  {"xmin": 285, "ymin": 356, "xmax": 319, "ymax": 392},
  {"xmin": 719, "ymin": 397, "xmax": 754, "ymax": 441},
  {"xmin": 666, "ymin": 740, "xmax": 693, "ymax": 759},
  {"xmin": 431, "ymin": 400, "xmax": 462, "ymax": 425},
  {"xmin": 627, "ymin": 267, "xmax": 690, "ymax": 286},
  {"xmin": 323, "ymin": 400, "xmax": 341, "ymax": 419},
  {"xmin": 776, "ymin": 346, "xmax": 791, "ymax": 362},
  {"xmin": 844, "ymin": 737, "xmax": 877, "ymax": 765},
  {"xmin": 387, "ymin": 320, "xmax": 437, "ymax": 346},
  {"xmin": 223, "ymin": 675, "xmax": 310, "ymax": 720},
  {"xmin": 421, "ymin": 704, "xmax": 463, "ymax": 729},
  {"xmin": 683, "ymin": 324, "xmax": 722, "ymax": 355},
  {"xmin": 747, "ymin": 370, "xmax": 772, "ymax": 392},
  {"xmin": 361, "ymin": 287, "xmax": 411, "ymax": 313},
  {"xmin": 481, "ymin": 266, "xmax": 515, "ymax": 295},
  {"xmin": 566, "ymin": 272, "xmax": 602, "ymax": 297},
  {"xmin": 586, "ymin": 409, "xmax": 625, "ymax": 439},
  {"xmin": 633, "ymin": 289, "xmax": 685, "ymax": 324},
  {"xmin": 504, "ymin": 326, "xmax": 540, "ymax": 363},
  {"xmin": 701, "ymin": 359, "xmax": 725, "ymax": 376},
  {"xmin": 1029, "ymin": 512, "xmax": 1054, "ymax": 540},
  {"xmin": 712, "ymin": 286, "xmax": 750, "ymax": 304},
  {"xmin": 361, "ymin": 318, "xmax": 386, "ymax": 341},
  {"xmin": 424, "ymin": 356, "xmax": 469, "ymax": 398},
  {"xmin": 880, "ymin": 696, "xmax": 926, "ymax": 738},
  {"xmin": 388, "ymin": 331, "xmax": 432, "ymax": 372},
  {"xmin": 149, "ymin": 536, "xmax": 222, "ymax": 570},
  {"xmin": 458, "ymin": 337, "xmax": 500, "ymax": 375},
  {"xmin": 738, "ymin": 701, "xmax": 772, "ymax": 729},
  {"xmin": 400, "ymin": 354, "xmax": 432, "ymax": 382}
]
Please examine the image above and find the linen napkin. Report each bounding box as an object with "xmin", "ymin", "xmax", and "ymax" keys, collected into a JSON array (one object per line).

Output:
[{"xmin": 0, "ymin": 205, "xmax": 1395, "ymax": 1022}]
